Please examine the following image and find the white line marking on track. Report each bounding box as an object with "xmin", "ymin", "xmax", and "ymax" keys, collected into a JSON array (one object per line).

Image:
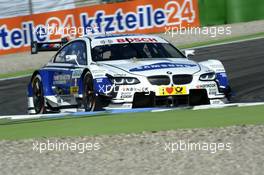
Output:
[
  {"xmin": 0, "ymin": 102, "xmax": 263, "ymax": 121},
  {"xmin": 189, "ymin": 36, "xmax": 264, "ymax": 50},
  {"xmin": 0, "ymin": 74, "xmax": 31, "ymax": 81},
  {"xmin": 0, "ymin": 113, "xmax": 70, "ymax": 120},
  {"xmin": 192, "ymin": 102, "xmax": 264, "ymax": 110}
]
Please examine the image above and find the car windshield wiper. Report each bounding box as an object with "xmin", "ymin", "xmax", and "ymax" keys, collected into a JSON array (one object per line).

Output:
[{"xmin": 125, "ymin": 38, "xmax": 142, "ymax": 59}]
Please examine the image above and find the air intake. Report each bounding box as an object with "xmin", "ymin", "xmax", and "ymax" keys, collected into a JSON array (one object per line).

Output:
[
  {"xmin": 172, "ymin": 74, "xmax": 193, "ymax": 85},
  {"xmin": 148, "ymin": 76, "xmax": 170, "ymax": 85}
]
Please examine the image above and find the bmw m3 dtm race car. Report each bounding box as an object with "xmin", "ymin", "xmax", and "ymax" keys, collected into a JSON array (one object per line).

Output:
[{"xmin": 27, "ymin": 34, "xmax": 232, "ymax": 114}]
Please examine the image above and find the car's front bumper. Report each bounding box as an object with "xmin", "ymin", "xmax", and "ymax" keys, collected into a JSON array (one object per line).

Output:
[{"xmin": 105, "ymin": 75, "xmax": 228, "ymax": 109}]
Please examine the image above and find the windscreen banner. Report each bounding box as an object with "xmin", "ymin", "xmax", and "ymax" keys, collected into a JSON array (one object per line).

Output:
[{"xmin": 0, "ymin": 0, "xmax": 200, "ymax": 55}]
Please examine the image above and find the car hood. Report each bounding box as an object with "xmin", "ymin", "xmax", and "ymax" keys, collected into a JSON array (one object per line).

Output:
[{"xmin": 96, "ymin": 58, "xmax": 201, "ymax": 76}]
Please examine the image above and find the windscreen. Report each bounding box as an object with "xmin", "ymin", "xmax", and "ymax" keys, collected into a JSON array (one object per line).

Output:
[{"xmin": 91, "ymin": 43, "xmax": 185, "ymax": 61}]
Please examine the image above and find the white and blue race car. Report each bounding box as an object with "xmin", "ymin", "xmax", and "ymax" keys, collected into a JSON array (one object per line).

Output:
[{"xmin": 27, "ymin": 34, "xmax": 232, "ymax": 114}]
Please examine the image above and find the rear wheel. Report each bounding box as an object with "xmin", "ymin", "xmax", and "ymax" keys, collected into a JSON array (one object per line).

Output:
[
  {"xmin": 32, "ymin": 76, "xmax": 45, "ymax": 114},
  {"xmin": 83, "ymin": 72, "xmax": 102, "ymax": 111}
]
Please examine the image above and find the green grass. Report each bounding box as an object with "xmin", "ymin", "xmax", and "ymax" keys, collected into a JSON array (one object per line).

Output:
[
  {"xmin": 0, "ymin": 105, "xmax": 263, "ymax": 140},
  {"xmin": 0, "ymin": 69, "xmax": 34, "ymax": 79},
  {"xmin": 0, "ymin": 32, "xmax": 263, "ymax": 79}
]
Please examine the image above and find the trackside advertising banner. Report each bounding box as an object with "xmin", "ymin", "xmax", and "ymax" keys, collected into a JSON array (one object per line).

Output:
[{"xmin": 0, "ymin": 0, "xmax": 200, "ymax": 55}]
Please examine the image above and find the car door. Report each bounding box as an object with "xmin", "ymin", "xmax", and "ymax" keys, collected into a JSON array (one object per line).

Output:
[{"xmin": 50, "ymin": 40, "xmax": 87, "ymax": 97}]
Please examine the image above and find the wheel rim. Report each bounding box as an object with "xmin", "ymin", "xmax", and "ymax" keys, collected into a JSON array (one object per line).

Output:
[
  {"xmin": 32, "ymin": 78, "xmax": 44, "ymax": 114},
  {"xmin": 84, "ymin": 75, "xmax": 96, "ymax": 111}
]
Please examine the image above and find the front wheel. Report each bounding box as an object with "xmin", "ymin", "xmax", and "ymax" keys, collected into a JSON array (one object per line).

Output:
[
  {"xmin": 83, "ymin": 72, "xmax": 102, "ymax": 111},
  {"xmin": 32, "ymin": 75, "xmax": 46, "ymax": 114}
]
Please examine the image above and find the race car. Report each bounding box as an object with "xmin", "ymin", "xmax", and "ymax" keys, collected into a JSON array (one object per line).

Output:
[{"xmin": 27, "ymin": 34, "xmax": 232, "ymax": 114}]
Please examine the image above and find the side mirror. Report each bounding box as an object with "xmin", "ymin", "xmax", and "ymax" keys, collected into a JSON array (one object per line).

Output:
[
  {"xmin": 184, "ymin": 49, "xmax": 195, "ymax": 58},
  {"xmin": 65, "ymin": 55, "xmax": 79, "ymax": 66}
]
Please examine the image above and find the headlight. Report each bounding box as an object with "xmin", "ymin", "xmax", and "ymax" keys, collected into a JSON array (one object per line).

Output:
[
  {"xmin": 199, "ymin": 72, "xmax": 216, "ymax": 81},
  {"xmin": 110, "ymin": 77, "xmax": 140, "ymax": 85}
]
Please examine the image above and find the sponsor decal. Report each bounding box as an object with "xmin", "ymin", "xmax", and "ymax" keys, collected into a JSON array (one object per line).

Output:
[
  {"xmin": 120, "ymin": 92, "xmax": 133, "ymax": 99},
  {"xmin": 91, "ymin": 70, "xmax": 106, "ymax": 78},
  {"xmin": 93, "ymin": 74, "xmax": 106, "ymax": 78},
  {"xmin": 0, "ymin": 0, "xmax": 200, "ymax": 55},
  {"xmin": 70, "ymin": 86, "xmax": 79, "ymax": 94},
  {"xmin": 209, "ymin": 89, "xmax": 217, "ymax": 95},
  {"xmin": 53, "ymin": 74, "xmax": 71, "ymax": 84},
  {"xmin": 196, "ymin": 84, "xmax": 216, "ymax": 89},
  {"xmin": 122, "ymin": 103, "xmax": 133, "ymax": 108},
  {"xmin": 130, "ymin": 62, "xmax": 197, "ymax": 72},
  {"xmin": 71, "ymin": 69, "xmax": 83, "ymax": 79},
  {"xmin": 121, "ymin": 86, "xmax": 149, "ymax": 93},
  {"xmin": 117, "ymin": 38, "xmax": 158, "ymax": 43},
  {"xmin": 100, "ymin": 39, "xmax": 113, "ymax": 44},
  {"xmin": 113, "ymin": 73, "xmax": 127, "ymax": 77},
  {"xmin": 157, "ymin": 86, "xmax": 187, "ymax": 96},
  {"xmin": 196, "ymin": 83, "xmax": 217, "ymax": 95},
  {"xmin": 210, "ymin": 100, "xmax": 222, "ymax": 105}
]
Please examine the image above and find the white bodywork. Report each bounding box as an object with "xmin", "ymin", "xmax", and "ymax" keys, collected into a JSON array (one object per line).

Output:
[
  {"xmin": 88, "ymin": 35, "xmax": 228, "ymax": 108},
  {"xmin": 28, "ymin": 34, "xmax": 230, "ymax": 113}
]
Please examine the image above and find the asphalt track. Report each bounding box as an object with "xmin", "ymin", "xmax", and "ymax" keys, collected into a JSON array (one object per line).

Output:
[{"xmin": 0, "ymin": 38, "xmax": 264, "ymax": 115}]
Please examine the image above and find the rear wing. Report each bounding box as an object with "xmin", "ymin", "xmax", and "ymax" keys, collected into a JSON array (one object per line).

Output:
[{"xmin": 31, "ymin": 38, "xmax": 68, "ymax": 54}]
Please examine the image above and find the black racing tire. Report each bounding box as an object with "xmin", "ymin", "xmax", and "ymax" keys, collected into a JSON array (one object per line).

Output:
[
  {"xmin": 83, "ymin": 72, "xmax": 102, "ymax": 111},
  {"xmin": 225, "ymin": 85, "xmax": 233, "ymax": 102},
  {"xmin": 32, "ymin": 75, "xmax": 46, "ymax": 114}
]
